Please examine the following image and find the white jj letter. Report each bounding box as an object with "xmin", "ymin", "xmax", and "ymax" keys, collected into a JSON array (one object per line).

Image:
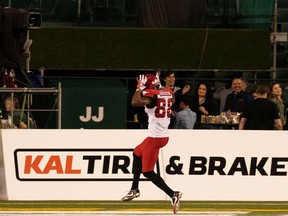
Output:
[
  {"xmin": 92, "ymin": 107, "xmax": 104, "ymax": 122},
  {"xmin": 79, "ymin": 106, "xmax": 104, "ymax": 122}
]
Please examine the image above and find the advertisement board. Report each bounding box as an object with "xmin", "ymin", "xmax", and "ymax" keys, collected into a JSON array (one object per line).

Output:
[{"xmin": 0, "ymin": 129, "xmax": 287, "ymax": 201}]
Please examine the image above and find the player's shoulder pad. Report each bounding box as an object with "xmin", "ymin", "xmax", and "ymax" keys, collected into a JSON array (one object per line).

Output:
[
  {"xmin": 161, "ymin": 87, "xmax": 174, "ymax": 96},
  {"xmin": 142, "ymin": 89, "xmax": 158, "ymax": 98}
]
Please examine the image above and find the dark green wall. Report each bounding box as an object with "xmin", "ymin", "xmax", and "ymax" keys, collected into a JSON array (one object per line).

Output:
[
  {"xmin": 30, "ymin": 28, "xmax": 271, "ymax": 71},
  {"xmin": 47, "ymin": 79, "xmax": 127, "ymax": 129}
]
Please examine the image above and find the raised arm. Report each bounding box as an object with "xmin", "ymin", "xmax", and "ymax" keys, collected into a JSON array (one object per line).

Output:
[
  {"xmin": 131, "ymin": 74, "xmax": 151, "ymax": 107},
  {"xmin": 131, "ymin": 90, "xmax": 151, "ymax": 107}
]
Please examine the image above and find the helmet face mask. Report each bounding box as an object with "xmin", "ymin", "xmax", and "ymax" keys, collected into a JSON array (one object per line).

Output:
[{"xmin": 145, "ymin": 74, "xmax": 160, "ymax": 89}]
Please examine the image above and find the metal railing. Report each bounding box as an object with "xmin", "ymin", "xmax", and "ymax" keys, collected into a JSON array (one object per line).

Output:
[{"xmin": 0, "ymin": 82, "xmax": 62, "ymax": 129}]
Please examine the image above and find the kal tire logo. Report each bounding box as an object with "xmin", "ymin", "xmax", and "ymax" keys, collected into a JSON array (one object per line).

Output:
[
  {"xmin": 14, "ymin": 149, "xmax": 159, "ymax": 181},
  {"xmin": 15, "ymin": 149, "xmax": 288, "ymax": 181}
]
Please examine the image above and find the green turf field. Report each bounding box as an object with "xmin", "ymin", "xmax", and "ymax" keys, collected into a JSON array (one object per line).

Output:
[{"xmin": 0, "ymin": 201, "xmax": 288, "ymax": 215}]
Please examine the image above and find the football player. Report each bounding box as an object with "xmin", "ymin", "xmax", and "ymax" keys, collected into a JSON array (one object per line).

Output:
[{"xmin": 121, "ymin": 73, "xmax": 182, "ymax": 214}]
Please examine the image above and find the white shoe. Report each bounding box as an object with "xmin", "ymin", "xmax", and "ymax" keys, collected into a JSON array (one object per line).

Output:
[
  {"xmin": 171, "ymin": 191, "xmax": 182, "ymax": 214},
  {"xmin": 121, "ymin": 189, "xmax": 140, "ymax": 201}
]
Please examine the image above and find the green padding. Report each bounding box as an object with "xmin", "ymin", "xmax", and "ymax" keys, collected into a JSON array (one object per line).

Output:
[
  {"xmin": 30, "ymin": 27, "xmax": 271, "ymax": 70},
  {"xmin": 54, "ymin": 79, "xmax": 127, "ymax": 129}
]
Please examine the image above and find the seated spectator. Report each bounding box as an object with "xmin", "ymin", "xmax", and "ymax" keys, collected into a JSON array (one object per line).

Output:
[
  {"xmin": 173, "ymin": 95, "xmax": 196, "ymax": 129},
  {"xmin": 239, "ymin": 82, "xmax": 282, "ymax": 130},
  {"xmin": 190, "ymin": 82, "xmax": 218, "ymax": 128},
  {"xmin": 224, "ymin": 77, "xmax": 253, "ymax": 113},
  {"xmin": 4, "ymin": 96, "xmax": 37, "ymax": 129}
]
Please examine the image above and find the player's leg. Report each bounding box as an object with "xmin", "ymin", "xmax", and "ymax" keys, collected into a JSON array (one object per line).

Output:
[
  {"xmin": 131, "ymin": 153, "xmax": 142, "ymax": 190},
  {"xmin": 121, "ymin": 141, "xmax": 144, "ymax": 202},
  {"xmin": 143, "ymin": 171, "xmax": 182, "ymax": 214},
  {"xmin": 142, "ymin": 137, "xmax": 182, "ymax": 214},
  {"xmin": 121, "ymin": 153, "xmax": 142, "ymax": 201},
  {"xmin": 143, "ymin": 171, "xmax": 174, "ymax": 197},
  {"xmin": 142, "ymin": 137, "xmax": 174, "ymax": 196}
]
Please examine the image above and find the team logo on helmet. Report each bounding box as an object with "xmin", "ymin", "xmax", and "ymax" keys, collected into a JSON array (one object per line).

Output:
[{"xmin": 145, "ymin": 74, "xmax": 160, "ymax": 89}]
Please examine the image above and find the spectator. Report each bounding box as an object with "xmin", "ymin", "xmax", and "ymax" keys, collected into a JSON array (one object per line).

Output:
[
  {"xmin": 4, "ymin": 96, "xmax": 37, "ymax": 129},
  {"xmin": 250, "ymin": 89, "xmax": 258, "ymax": 100},
  {"xmin": 224, "ymin": 77, "xmax": 253, "ymax": 113},
  {"xmin": 269, "ymin": 81, "xmax": 286, "ymax": 127},
  {"xmin": 213, "ymin": 79, "xmax": 233, "ymax": 113},
  {"xmin": 240, "ymin": 77, "xmax": 248, "ymax": 92},
  {"xmin": 282, "ymin": 85, "xmax": 288, "ymax": 129},
  {"xmin": 239, "ymin": 82, "xmax": 282, "ymax": 130},
  {"xmin": 161, "ymin": 71, "xmax": 191, "ymax": 108},
  {"xmin": 173, "ymin": 95, "xmax": 196, "ymax": 129},
  {"xmin": 161, "ymin": 71, "xmax": 190, "ymax": 128},
  {"xmin": 190, "ymin": 82, "xmax": 218, "ymax": 128},
  {"xmin": 161, "ymin": 70, "xmax": 181, "ymax": 93}
]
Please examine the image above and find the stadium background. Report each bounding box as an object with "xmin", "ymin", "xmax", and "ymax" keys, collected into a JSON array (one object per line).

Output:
[
  {"xmin": 0, "ymin": 0, "xmax": 288, "ymax": 128},
  {"xmin": 0, "ymin": 0, "xmax": 287, "ymax": 129},
  {"xmin": 0, "ymin": 1, "xmax": 288, "ymax": 214}
]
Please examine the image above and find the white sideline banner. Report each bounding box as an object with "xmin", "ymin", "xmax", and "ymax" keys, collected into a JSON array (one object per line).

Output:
[{"xmin": 0, "ymin": 129, "xmax": 287, "ymax": 201}]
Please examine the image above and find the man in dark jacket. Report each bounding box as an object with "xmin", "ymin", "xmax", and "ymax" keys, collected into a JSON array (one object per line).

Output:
[{"xmin": 224, "ymin": 77, "xmax": 253, "ymax": 113}]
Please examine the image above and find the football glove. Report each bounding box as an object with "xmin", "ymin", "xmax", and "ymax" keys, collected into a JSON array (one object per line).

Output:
[
  {"xmin": 155, "ymin": 71, "xmax": 162, "ymax": 89},
  {"xmin": 136, "ymin": 74, "xmax": 147, "ymax": 91}
]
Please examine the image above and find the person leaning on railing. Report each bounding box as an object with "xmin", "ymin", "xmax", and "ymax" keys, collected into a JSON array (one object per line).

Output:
[{"xmin": 4, "ymin": 96, "xmax": 37, "ymax": 129}]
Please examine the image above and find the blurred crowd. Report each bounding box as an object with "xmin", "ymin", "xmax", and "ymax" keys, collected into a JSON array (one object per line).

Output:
[{"xmin": 131, "ymin": 71, "xmax": 288, "ymax": 130}]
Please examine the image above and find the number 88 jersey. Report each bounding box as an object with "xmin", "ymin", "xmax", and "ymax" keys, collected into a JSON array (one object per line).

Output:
[{"xmin": 142, "ymin": 88, "xmax": 174, "ymax": 137}]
